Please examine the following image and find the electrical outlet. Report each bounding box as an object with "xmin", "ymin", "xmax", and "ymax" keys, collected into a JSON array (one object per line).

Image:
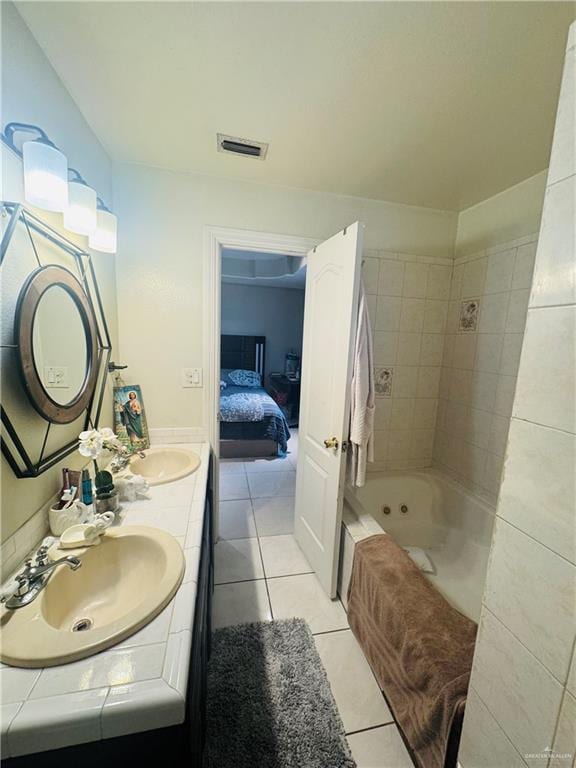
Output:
[
  {"xmin": 181, "ymin": 367, "xmax": 203, "ymax": 388},
  {"xmin": 44, "ymin": 366, "xmax": 69, "ymax": 388}
]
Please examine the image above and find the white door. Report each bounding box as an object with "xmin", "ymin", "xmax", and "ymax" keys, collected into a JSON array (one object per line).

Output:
[{"xmin": 294, "ymin": 222, "xmax": 364, "ymax": 597}]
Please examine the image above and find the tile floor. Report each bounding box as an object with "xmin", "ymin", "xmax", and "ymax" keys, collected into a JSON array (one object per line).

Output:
[{"xmin": 214, "ymin": 431, "xmax": 415, "ymax": 767}]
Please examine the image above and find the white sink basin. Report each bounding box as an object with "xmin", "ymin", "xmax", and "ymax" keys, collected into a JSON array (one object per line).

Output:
[
  {"xmin": 0, "ymin": 526, "xmax": 184, "ymax": 668},
  {"xmin": 129, "ymin": 446, "xmax": 200, "ymax": 486}
]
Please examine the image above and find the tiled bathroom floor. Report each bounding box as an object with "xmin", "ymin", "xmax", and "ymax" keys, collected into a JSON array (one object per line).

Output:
[{"xmin": 214, "ymin": 431, "xmax": 415, "ymax": 768}]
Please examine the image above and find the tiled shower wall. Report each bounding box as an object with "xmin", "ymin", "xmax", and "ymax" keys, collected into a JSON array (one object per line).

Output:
[
  {"xmin": 433, "ymin": 234, "xmax": 538, "ymax": 502},
  {"xmin": 459, "ymin": 24, "xmax": 575, "ymax": 767},
  {"xmin": 362, "ymin": 251, "xmax": 452, "ymax": 471},
  {"xmin": 362, "ymin": 235, "xmax": 536, "ymax": 486}
]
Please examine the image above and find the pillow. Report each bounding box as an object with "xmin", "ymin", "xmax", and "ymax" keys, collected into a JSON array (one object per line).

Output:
[{"xmin": 228, "ymin": 369, "xmax": 261, "ymax": 387}]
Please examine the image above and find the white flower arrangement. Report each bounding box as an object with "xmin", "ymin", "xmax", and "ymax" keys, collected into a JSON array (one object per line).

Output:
[{"xmin": 78, "ymin": 427, "xmax": 124, "ymax": 460}]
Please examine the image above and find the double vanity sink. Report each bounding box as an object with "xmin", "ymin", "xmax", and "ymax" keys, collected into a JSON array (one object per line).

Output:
[
  {"xmin": 129, "ymin": 445, "xmax": 201, "ymax": 486},
  {"xmin": 1, "ymin": 446, "xmax": 201, "ymax": 669}
]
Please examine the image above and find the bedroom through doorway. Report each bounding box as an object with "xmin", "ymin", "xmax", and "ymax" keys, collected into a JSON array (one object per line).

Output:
[{"xmin": 218, "ymin": 247, "xmax": 305, "ymax": 541}]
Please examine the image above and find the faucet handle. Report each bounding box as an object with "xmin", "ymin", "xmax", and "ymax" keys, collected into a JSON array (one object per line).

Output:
[{"xmin": 35, "ymin": 546, "xmax": 49, "ymax": 566}]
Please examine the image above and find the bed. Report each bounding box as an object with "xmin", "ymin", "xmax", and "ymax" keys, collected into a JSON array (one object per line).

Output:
[{"xmin": 219, "ymin": 335, "xmax": 291, "ymax": 458}]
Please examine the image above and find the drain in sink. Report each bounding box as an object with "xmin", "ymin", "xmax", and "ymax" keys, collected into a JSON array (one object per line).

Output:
[{"xmin": 72, "ymin": 618, "xmax": 93, "ymax": 632}]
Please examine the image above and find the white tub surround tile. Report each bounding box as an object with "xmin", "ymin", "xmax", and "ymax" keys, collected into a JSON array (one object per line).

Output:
[
  {"xmin": 531, "ymin": 176, "xmax": 575, "ymax": 308},
  {"xmin": 214, "ymin": 538, "xmax": 264, "ymax": 584},
  {"xmin": 512, "ymin": 242, "xmax": 538, "ymax": 291},
  {"xmin": 1, "ymin": 442, "xmax": 210, "ymax": 758},
  {"xmin": 259, "ymin": 534, "xmax": 312, "ymax": 578},
  {"xmin": 347, "ymin": 724, "xmax": 414, "ymax": 768},
  {"xmin": 568, "ymin": 649, "xmax": 576, "ymax": 698},
  {"xmin": 267, "ymin": 573, "xmax": 348, "ymax": 634},
  {"xmin": 373, "ymin": 331, "xmax": 398, "ymax": 365},
  {"xmin": 314, "ymin": 629, "xmax": 393, "ymax": 733},
  {"xmin": 377, "ymin": 259, "xmax": 404, "ymax": 296},
  {"xmin": 549, "ymin": 691, "xmax": 576, "ymax": 768},
  {"xmin": 499, "ymin": 419, "xmax": 576, "ymax": 565},
  {"xmin": 484, "ymin": 249, "xmax": 516, "ymax": 295},
  {"xmin": 376, "ymin": 295, "xmax": 402, "ymax": 331},
  {"xmin": 513, "ymin": 306, "xmax": 576, "ymax": 433},
  {"xmin": 471, "ymin": 610, "xmax": 564, "ymax": 759},
  {"xmin": 102, "ymin": 679, "xmax": 184, "ymax": 739},
  {"xmin": 252, "ymin": 496, "xmax": 295, "ymax": 537},
  {"xmin": 483, "ymin": 519, "xmax": 576, "ymax": 682},
  {"xmin": 9, "ymin": 688, "xmax": 108, "ymax": 757},
  {"xmin": 403, "ymin": 262, "xmax": 429, "ymax": 298},
  {"xmin": 218, "ymin": 499, "xmax": 257, "ymax": 540},
  {"xmin": 505, "ymin": 289, "xmax": 530, "ymax": 333},
  {"xmin": 362, "ymin": 256, "xmax": 380, "ymax": 292},
  {"xmin": 462, "ymin": 256, "xmax": 487, "ymax": 298},
  {"xmin": 247, "ymin": 470, "xmax": 296, "ymax": 498},
  {"xmin": 547, "ymin": 42, "xmax": 575, "ymax": 186},
  {"xmin": 212, "ymin": 580, "xmax": 272, "ymax": 629},
  {"xmin": 459, "ymin": 688, "xmax": 527, "ymax": 768}
]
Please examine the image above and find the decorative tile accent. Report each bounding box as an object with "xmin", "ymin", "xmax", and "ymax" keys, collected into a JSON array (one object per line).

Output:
[
  {"xmin": 374, "ymin": 367, "xmax": 393, "ymax": 397},
  {"xmin": 459, "ymin": 299, "xmax": 480, "ymax": 332}
]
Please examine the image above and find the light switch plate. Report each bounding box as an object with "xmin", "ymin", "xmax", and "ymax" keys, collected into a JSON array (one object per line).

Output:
[
  {"xmin": 181, "ymin": 367, "xmax": 203, "ymax": 388},
  {"xmin": 44, "ymin": 366, "xmax": 69, "ymax": 388}
]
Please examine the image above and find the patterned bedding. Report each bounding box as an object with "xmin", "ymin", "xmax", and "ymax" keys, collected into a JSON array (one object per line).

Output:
[{"xmin": 219, "ymin": 385, "xmax": 291, "ymax": 452}]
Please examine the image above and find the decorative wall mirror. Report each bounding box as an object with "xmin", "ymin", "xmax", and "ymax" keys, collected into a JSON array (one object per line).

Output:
[{"xmin": 1, "ymin": 202, "xmax": 111, "ymax": 477}]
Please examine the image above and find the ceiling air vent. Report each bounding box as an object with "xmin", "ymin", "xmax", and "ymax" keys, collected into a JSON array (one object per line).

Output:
[{"xmin": 217, "ymin": 133, "xmax": 268, "ymax": 161}]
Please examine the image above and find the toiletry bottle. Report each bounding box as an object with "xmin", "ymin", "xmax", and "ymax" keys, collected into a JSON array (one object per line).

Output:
[
  {"xmin": 59, "ymin": 468, "xmax": 70, "ymax": 509},
  {"xmin": 82, "ymin": 469, "xmax": 93, "ymax": 506}
]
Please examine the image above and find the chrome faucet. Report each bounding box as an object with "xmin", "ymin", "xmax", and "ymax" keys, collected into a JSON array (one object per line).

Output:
[{"xmin": 1, "ymin": 547, "xmax": 81, "ymax": 610}]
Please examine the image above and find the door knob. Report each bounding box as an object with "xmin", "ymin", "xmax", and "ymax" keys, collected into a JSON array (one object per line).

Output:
[{"xmin": 324, "ymin": 437, "xmax": 339, "ymax": 450}]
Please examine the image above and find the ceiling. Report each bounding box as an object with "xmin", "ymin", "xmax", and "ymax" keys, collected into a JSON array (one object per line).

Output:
[
  {"xmin": 221, "ymin": 249, "xmax": 306, "ymax": 289},
  {"xmin": 15, "ymin": 1, "xmax": 575, "ymax": 211}
]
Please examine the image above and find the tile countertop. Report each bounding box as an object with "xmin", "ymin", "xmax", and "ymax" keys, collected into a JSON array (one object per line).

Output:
[{"xmin": 0, "ymin": 442, "xmax": 210, "ymax": 760}]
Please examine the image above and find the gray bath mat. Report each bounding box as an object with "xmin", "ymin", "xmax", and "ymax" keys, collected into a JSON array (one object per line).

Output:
[{"xmin": 204, "ymin": 618, "xmax": 355, "ymax": 768}]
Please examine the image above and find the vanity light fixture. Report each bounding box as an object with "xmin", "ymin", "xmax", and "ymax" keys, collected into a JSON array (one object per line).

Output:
[
  {"xmin": 89, "ymin": 198, "xmax": 117, "ymax": 254},
  {"xmin": 2, "ymin": 122, "xmax": 69, "ymax": 212},
  {"xmin": 2, "ymin": 121, "xmax": 117, "ymax": 253},
  {"xmin": 63, "ymin": 168, "xmax": 97, "ymax": 236}
]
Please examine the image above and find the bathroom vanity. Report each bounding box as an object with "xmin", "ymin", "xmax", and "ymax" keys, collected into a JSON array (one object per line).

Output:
[{"xmin": 1, "ymin": 444, "xmax": 214, "ymax": 766}]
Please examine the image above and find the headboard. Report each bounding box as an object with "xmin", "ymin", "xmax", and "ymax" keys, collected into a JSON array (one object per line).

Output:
[{"xmin": 221, "ymin": 335, "xmax": 266, "ymax": 380}]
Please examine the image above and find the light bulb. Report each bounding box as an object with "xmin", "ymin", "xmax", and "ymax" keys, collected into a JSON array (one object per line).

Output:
[
  {"xmin": 23, "ymin": 140, "xmax": 68, "ymax": 212},
  {"xmin": 89, "ymin": 209, "xmax": 117, "ymax": 254},
  {"xmin": 63, "ymin": 180, "xmax": 97, "ymax": 235}
]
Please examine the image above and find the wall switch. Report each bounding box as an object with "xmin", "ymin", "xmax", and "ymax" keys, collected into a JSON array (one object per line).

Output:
[
  {"xmin": 44, "ymin": 366, "xmax": 69, "ymax": 389},
  {"xmin": 181, "ymin": 367, "xmax": 203, "ymax": 388}
]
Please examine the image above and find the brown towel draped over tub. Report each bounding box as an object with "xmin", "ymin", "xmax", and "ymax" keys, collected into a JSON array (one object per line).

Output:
[{"xmin": 347, "ymin": 534, "xmax": 477, "ymax": 768}]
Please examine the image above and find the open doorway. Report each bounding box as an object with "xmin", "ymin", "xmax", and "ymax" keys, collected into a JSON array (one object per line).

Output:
[{"xmin": 218, "ymin": 248, "xmax": 305, "ymax": 534}]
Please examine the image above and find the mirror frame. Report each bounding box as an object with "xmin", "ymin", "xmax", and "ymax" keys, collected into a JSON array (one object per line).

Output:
[
  {"xmin": 1, "ymin": 202, "xmax": 112, "ymax": 478},
  {"xmin": 16, "ymin": 265, "xmax": 99, "ymax": 424}
]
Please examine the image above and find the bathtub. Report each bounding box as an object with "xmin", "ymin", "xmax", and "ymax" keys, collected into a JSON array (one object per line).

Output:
[{"xmin": 338, "ymin": 470, "xmax": 495, "ymax": 622}]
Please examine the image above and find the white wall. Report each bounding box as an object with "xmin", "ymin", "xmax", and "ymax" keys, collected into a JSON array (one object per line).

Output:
[
  {"xmin": 455, "ymin": 171, "xmax": 547, "ymax": 257},
  {"xmin": 113, "ymin": 162, "xmax": 458, "ymax": 431},
  {"xmin": 459, "ymin": 24, "xmax": 576, "ymax": 768},
  {"xmin": 221, "ymin": 283, "xmax": 304, "ymax": 379},
  {"xmin": 0, "ymin": 2, "xmax": 118, "ymax": 545}
]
